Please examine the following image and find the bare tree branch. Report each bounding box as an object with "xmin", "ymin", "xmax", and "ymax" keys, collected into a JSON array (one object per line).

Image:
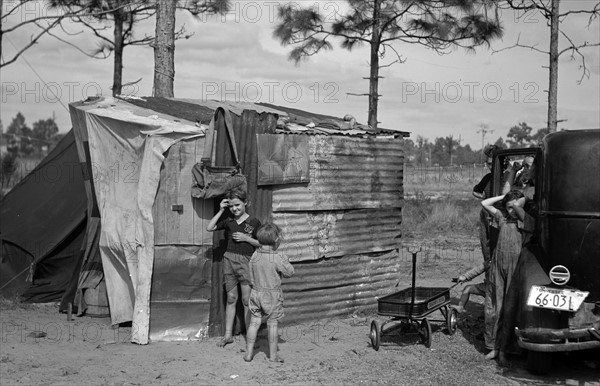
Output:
[
  {"xmin": 1, "ymin": 0, "xmax": 151, "ymax": 68},
  {"xmin": 498, "ymin": 2, "xmax": 599, "ymax": 86},
  {"xmin": 558, "ymin": 29, "xmax": 600, "ymax": 84},
  {"xmin": 346, "ymin": 92, "xmax": 372, "ymax": 96},
  {"xmin": 1, "ymin": 18, "xmax": 62, "ymax": 67},
  {"xmin": 559, "ymin": 3, "xmax": 600, "ymax": 19},
  {"xmin": 45, "ymin": 26, "xmax": 110, "ymax": 59},
  {"xmin": 379, "ymin": 43, "xmax": 406, "ymax": 68},
  {"xmin": 492, "ymin": 33, "xmax": 549, "ymax": 55},
  {"xmin": 71, "ymin": 16, "xmax": 114, "ymax": 46}
]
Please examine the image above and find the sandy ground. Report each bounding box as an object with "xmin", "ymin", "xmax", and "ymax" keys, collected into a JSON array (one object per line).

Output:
[{"xmin": 2, "ymin": 237, "xmax": 599, "ymax": 385}]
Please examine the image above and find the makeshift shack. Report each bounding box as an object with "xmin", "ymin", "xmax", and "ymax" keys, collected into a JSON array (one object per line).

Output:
[{"xmin": 0, "ymin": 96, "xmax": 409, "ymax": 344}]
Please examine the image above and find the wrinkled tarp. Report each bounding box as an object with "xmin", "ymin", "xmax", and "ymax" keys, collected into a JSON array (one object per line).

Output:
[{"xmin": 71, "ymin": 98, "xmax": 206, "ymax": 344}]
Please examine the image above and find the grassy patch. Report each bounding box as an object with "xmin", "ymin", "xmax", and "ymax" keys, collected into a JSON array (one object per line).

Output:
[
  {"xmin": 402, "ymin": 194, "xmax": 480, "ymax": 237},
  {"xmin": 0, "ymin": 293, "xmax": 32, "ymax": 311},
  {"xmin": 404, "ymin": 165, "xmax": 487, "ymax": 195}
]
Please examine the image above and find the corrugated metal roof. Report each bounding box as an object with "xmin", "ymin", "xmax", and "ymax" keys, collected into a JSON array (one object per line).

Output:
[
  {"xmin": 257, "ymin": 102, "xmax": 410, "ymax": 137},
  {"xmin": 120, "ymin": 97, "xmax": 410, "ymax": 137},
  {"xmin": 116, "ymin": 96, "xmax": 213, "ymax": 124},
  {"xmin": 281, "ymin": 250, "xmax": 402, "ymax": 325},
  {"xmin": 273, "ymin": 136, "xmax": 404, "ymax": 211},
  {"xmin": 275, "ymin": 127, "xmax": 389, "ymax": 137},
  {"xmin": 275, "ymin": 208, "xmax": 402, "ymax": 261},
  {"xmin": 180, "ymin": 99, "xmax": 286, "ymax": 118}
]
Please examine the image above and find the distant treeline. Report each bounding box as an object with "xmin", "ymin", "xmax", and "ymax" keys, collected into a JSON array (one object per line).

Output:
[
  {"xmin": 404, "ymin": 122, "xmax": 549, "ymax": 167},
  {"xmin": 1, "ymin": 112, "xmax": 65, "ymax": 196}
]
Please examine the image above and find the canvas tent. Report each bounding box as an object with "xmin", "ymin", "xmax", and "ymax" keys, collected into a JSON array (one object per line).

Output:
[
  {"xmin": 1, "ymin": 96, "xmax": 409, "ymax": 344},
  {"xmin": 0, "ymin": 130, "xmax": 86, "ymax": 303}
]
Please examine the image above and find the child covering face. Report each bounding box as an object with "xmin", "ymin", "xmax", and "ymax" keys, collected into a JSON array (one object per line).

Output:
[{"xmin": 480, "ymin": 190, "xmax": 525, "ymax": 361}]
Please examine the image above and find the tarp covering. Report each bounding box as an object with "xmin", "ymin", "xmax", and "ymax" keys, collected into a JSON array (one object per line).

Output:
[
  {"xmin": 70, "ymin": 97, "xmax": 206, "ymax": 343},
  {"xmin": 0, "ymin": 130, "xmax": 87, "ymax": 300}
]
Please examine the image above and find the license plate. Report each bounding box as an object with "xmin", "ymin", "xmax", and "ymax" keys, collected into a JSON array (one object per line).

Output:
[{"xmin": 527, "ymin": 285, "xmax": 589, "ymax": 312}]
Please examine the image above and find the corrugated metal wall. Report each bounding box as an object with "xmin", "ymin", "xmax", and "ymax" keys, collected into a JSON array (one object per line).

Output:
[
  {"xmin": 274, "ymin": 136, "xmax": 404, "ymax": 262},
  {"xmin": 275, "ymin": 208, "xmax": 402, "ymax": 261},
  {"xmin": 282, "ymin": 250, "xmax": 402, "ymax": 325},
  {"xmin": 272, "ymin": 136, "xmax": 403, "ymax": 211},
  {"xmin": 273, "ymin": 135, "xmax": 405, "ymax": 324}
]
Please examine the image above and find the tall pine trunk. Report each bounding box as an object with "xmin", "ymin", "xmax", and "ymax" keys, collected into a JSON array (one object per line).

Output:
[
  {"xmin": 368, "ymin": 42, "xmax": 381, "ymax": 130},
  {"xmin": 367, "ymin": 0, "xmax": 381, "ymax": 130},
  {"xmin": 112, "ymin": 11, "xmax": 124, "ymax": 97},
  {"xmin": 547, "ymin": 0, "xmax": 560, "ymax": 132},
  {"xmin": 153, "ymin": 0, "xmax": 175, "ymax": 98}
]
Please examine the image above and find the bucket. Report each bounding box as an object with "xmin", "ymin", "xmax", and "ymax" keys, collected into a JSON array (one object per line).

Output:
[{"xmin": 83, "ymin": 280, "xmax": 110, "ymax": 317}]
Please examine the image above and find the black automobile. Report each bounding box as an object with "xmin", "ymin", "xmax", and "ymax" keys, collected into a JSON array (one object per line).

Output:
[{"xmin": 490, "ymin": 129, "xmax": 600, "ymax": 374}]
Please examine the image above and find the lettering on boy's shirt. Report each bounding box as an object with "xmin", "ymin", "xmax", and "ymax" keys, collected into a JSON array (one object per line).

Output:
[{"xmin": 244, "ymin": 224, "xmax": 255, "ymax": 234}]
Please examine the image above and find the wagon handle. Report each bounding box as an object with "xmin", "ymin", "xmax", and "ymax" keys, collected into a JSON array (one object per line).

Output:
[
  {"xmin": 407, "ymin": 246, "xmax": 422, "ymax": 254},
  {"xmin": 394, "ymin": 246, "xmax": 422, "ymax": 288},
  {"xmin": 408, "ymin": 247, "xmax": 421, "ymax": 319}
]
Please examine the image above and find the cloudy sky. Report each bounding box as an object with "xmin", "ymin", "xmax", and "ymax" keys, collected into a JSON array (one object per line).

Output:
[{"xmin": 2, "ymin": 0, "xmax": 599, "ymax": 148}]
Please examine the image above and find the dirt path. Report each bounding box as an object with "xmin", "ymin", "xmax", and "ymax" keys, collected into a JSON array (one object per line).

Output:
[{"xmin": 2, "ymin": 237, "xmax": 599, "ymax": 385}]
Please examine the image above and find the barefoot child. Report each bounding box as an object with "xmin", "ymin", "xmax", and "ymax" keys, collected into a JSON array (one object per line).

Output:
[
  {"xmin": 207, "ymin": 188, "xmax": 261, "ymax": 347},
  {"xmin": 243, "ymin": 223, "xmax": 294, "ymax": 363}
]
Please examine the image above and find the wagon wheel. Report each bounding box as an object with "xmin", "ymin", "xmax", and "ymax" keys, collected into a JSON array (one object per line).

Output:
[
  {"xmin": 370, "ymin": 320, "xmax": 382, "ymax": 351},
  {"xmin": 419, "ymin": 318, "xmax": 432, "ymax": 348},
  {"xmin": 446, "ymin": 307, "xmax": 458, "ymax": 335}
]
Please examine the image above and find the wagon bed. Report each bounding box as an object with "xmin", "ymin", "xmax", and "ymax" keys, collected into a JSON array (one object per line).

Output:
[{"xmin": 377, "ymin": 287, "xmax": 451, "ymax": 318}]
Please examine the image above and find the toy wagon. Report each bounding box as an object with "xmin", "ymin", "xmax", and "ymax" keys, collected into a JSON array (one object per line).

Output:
[{"xmin": 370, "ymin": 248, "xmax": 458, "ymax": 350}]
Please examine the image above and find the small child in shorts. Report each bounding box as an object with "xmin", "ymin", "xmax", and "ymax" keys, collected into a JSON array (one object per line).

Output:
[{"xmin": 243, "ymin": 223, "xmax": 294, "ymax": 363}]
